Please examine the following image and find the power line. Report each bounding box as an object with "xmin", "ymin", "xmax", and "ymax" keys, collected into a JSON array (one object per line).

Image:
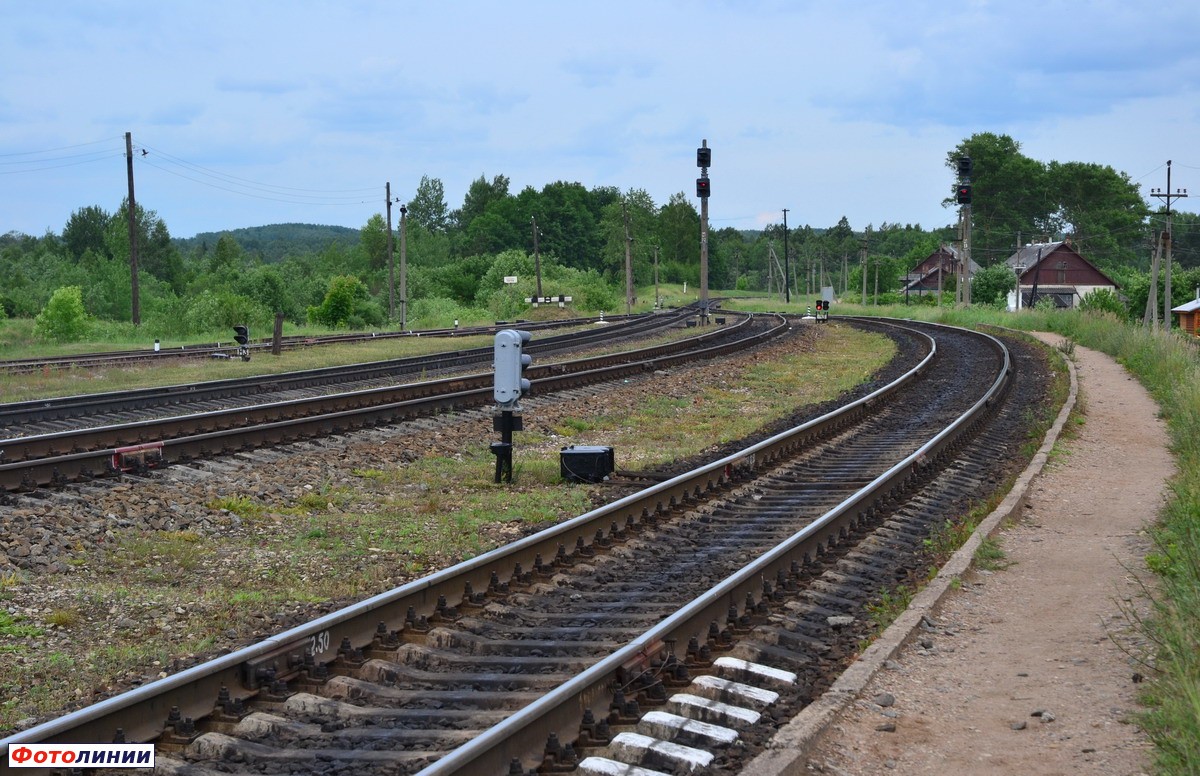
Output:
[
  {"xmin": 0, "ymin": 137, "xmax": 118, "ymax": 158},
  {"xmin": 135, "ymin": 141, "xmax": 377, "ymax": 197},
  {"xmin": 136, "ymin": 156, "xmax": 371, "ymax": 207},
  {"xmin": 0, "ymin": 151, "xmax": 124, "ymax": 175}
]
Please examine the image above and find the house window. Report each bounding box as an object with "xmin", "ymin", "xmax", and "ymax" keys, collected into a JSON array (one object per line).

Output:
[{"xmin": 1056, "ymin": 261, "xmax": 1068, "ymax": 284}]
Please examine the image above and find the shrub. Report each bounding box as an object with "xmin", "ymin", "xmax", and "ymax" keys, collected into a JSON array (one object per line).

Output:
[
  {"xmin": 33, "ymin": 286, "xmax": 89, "ymax": 342},
  {"xmin": 1078, "ymin": 288, "xmax": 1127, "ymax": 318}
]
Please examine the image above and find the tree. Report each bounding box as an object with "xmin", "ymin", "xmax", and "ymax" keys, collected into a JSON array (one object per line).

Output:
[
  {"xmin": 1168, "ymin": 211, "xmax": 1200, "ymax": 269},
  {"xmin": 947, "ymin": 133, "xmax": 1054, "ymax": 265},
  {"xmin": 534, "ymin": 181, "xmax": 602, "ymax": 269},
  {"xmin": 454, "ymin": 174, "xmax": 511, "ymax": 231},
  {"xmin": 659, "ymin": 192, "xmax": 699, "ymax": 272},
  {"xmin": 407, "ymin": 175, "xmax": 450, "ymax": 233},
  {"xmin": 971, "ymin": 262, "xmax": 1017, "ymax": 307},
  {"xmin": 208, "ymin": 234, "xmax": 244, "ymax": 276},
  {"xmin": 34, "ymin": 286, "xmax": 89, "ymax": 342},
  {"xmin": 62, "ymin": 206, "xmax": 112, "ymax": 261},
  {"xmin": 359, "ymin": 213, "xmax": 388, "ymax": 272},
  {"xmin": 598, "ymin": 189, "xmax": 659, "ymax": 282},
  {"xmin": 107, "ymin": 200, "xmax": 185, "ymax": 293},
  {"xmin": 1046, "ymin": 161, "xmax": 1148, "ymax": 268},
  {"xmin": 307, "ymin": 275, "xmax": 373, "ymax": 328}
]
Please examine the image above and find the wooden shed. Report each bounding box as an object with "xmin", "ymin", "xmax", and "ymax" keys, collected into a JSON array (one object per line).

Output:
[{"xmin": 1172, "ymin": 298, "xmax": 1200, "ymax": 337}]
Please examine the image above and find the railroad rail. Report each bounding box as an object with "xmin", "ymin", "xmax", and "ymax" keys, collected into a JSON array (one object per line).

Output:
[
  {"xmin": 0, "ymin": 313, "xmax": 778, "ymax": 493},
  {"xmin": 0, "ymin": 319, "xmax": 1030, "ymax": 775},
  {"xmin": 0, "ymin": 311, "xmax": 656, "ymax": 375},
  {"xmin": 0, "ymin": 308, "xmax": 701, "ymax": 428}
]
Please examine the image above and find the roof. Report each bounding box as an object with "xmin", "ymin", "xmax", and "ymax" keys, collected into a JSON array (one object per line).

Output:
[
  {"xmin": 1172, "ymin": 299, "xmax": 1200, "ymax": 314},
  {"xmin": 1005, "ymin": 241, "xmax": 1065, "ymax": 270},
  {"xmin": 1003, "ymin": 240, "xmax": 1120, "ymax": 289}
]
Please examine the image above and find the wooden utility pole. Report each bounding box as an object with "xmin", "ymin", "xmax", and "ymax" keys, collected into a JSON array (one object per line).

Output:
[
  {"xmin": 386, "ymin": 182, "xmax": 395, "ymax": 321},
  {"xmin": 654, "ymin": 245, "xmax": 661, "ymax": 309},
  {"xmin": 531, "ymin": 217, "xmax": 542, "ymax": 300},
  {"xmin": 623, "ymin": 201, "xmax": 634, "ymax": 315},
  {"xmin": 124, "ymin": 132, "xmax": 140, "ymax": 325},
  {"xmin": 781, "ymin": 209, "xmax": 791, "ymax": 304},
  {"xmin": 859, "ymin": 237, "xmax": 868, "ymax": 306}
]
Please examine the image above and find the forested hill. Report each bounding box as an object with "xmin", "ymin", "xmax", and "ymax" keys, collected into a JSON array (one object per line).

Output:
[{"xmin": 175, "ymin": 223, "xmax": 359, "ymax": 263}]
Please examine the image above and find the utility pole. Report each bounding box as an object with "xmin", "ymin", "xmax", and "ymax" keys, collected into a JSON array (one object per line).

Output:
[
  {"xmin": 782, "ymin": 208, "xmax": 791, "ymax": 304},
  {"xmin": 1145, "ymin": 232, "xmax": 1163, "ymax": 330},
  {"xmin": 654, "ymin": 245, "xmax": 661, "ymax": 309},
  {"xmin": 531, "ymin": 217, "xmax": 543, "ymax": 301},
  {"xmin": 399, "ymin": 204, "xmax": 408, "ymax": 329},
  {"xmin": 860, "ymin": 236, "xmax": 868, "ymax": 306},
  {"xmin": 1151, "ymin": 160, "xmax": 1188, "ymax": 330},
  {"xmin": 386, "ymin": 182, "xmax": 395, "ymax": 321},
  {"xmin": 124, "ymin": 132, "xmax": 141, "ymax": 326},
  {"xmin": 622, "ymin": 201, "xmax": 634, "ymax": 315}
]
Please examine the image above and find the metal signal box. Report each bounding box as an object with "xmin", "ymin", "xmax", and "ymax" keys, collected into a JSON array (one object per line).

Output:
[{"xmin": 560, "ymin": 445, "xmax": 615, "ymax": 483}]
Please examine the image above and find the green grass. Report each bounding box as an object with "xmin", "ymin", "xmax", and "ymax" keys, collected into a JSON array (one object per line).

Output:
[
  {"xmin": 974, "ymin": 536, "xmax": 1009, "ymax": 570},
  {"xmin": 0, "ymin": 612, "xmax": 44, "ymax": 639},
  {"xmin": 865, "ymin": 585, "xmax": 914, "ymax": 633}
]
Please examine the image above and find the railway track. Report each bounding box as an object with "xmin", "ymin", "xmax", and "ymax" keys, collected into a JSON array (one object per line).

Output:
[
  {"xmin": 0, "ymin": 319, "xmax": 1052, "ymax": 775},
  {"xmin": 0, "ymin": 312, "xmax": 777, "ymax": 494},
  {"xmin": 0, "ymin": 313, "xmax": 650, "ymax": 375},
  {"xmin": 0, "ymin": 308, "xmax": 700, "ymax": 431}
]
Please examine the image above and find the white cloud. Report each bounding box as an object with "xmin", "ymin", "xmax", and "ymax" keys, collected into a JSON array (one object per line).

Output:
[{"xmin": 2, "ymin": 0, "xmax": 1198, "ymax": 237}]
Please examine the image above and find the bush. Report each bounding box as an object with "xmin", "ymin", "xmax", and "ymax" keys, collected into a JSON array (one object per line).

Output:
[
  {"xmin": 1078, "ymin": 288, "xmax": 1127, "ymax": 318},
  {"xmin": 33, "ymin": 286, "xmax": 89, "ymax": 342},
  {"xmin": 307, "ymin": 275, "xmax": 372, "ymax": 328}
]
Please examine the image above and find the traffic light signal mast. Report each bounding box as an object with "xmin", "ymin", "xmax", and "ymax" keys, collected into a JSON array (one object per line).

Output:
[
  {"xmin": 491, "ymin": 329, "xmax": 532, "ymax": 483},
  {"xmin": 955, "ymin": 156, "xmax": 973, "ymax": 305},
  {"xmin": 697, "ymin": 140, "xmax": 711, "ymax": 321}
]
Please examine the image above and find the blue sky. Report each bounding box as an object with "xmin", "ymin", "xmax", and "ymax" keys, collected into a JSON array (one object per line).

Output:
[{"xmin": 3, "ymin": 0, "xmax": 1199, "ymax": 239}]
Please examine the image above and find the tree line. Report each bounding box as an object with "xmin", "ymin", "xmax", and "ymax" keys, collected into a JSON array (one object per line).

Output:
[{"xmin": 2, "ymin": 132, "xmax": 1198, "ymax": 343}]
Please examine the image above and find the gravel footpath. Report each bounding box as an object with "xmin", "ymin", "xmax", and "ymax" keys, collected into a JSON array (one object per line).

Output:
[{"xmin": 791, "ymin": 335, "xmax": 1170, "ymax": 775}]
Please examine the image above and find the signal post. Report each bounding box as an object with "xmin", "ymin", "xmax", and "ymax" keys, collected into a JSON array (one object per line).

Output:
[{"xmin": 491, "ymin": 329, "xmax": 532, "ymax": 483}]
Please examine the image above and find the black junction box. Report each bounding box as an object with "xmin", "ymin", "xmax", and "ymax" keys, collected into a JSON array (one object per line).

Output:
[{"xmin": 560, "ymin": 445, "xmax": 615, "ymax": 483}]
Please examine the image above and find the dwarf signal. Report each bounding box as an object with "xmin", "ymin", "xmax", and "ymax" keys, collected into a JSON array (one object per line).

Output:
[{"xmin": 233, "ymin": 325, "xmax": 251, "ymax": 361}]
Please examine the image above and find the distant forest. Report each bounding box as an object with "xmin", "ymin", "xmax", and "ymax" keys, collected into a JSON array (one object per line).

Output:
[
  {"xmin": 176, "ymin": 223, "xmax": 360, "ymax": 264},
  {"xmin": 3, "ymin": 131, "xmax": 1199, "ymax": 344}
]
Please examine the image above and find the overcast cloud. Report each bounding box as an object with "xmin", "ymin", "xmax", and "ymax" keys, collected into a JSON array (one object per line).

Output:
[{"xmin": 2, "ymin": 0, "xmax": 1198, "ymax": 239}]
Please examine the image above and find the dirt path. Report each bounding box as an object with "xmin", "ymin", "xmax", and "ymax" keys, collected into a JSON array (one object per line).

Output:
[{"xmin": 784, "ymin": 335, "xmax": 1171, "ymax": 775}]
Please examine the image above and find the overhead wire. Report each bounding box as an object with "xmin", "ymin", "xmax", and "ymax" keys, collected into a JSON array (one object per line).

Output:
[
  {"xmin": 135, "ymin": 155, "xmax": 371, "ymax": 206},
  {"xmin": 0, "ymin": 136, "xmax": 125, "ymax": 175},
  {"xmin": 132, "ymin": 140, "xmax": 376, "ymax": 203}
]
